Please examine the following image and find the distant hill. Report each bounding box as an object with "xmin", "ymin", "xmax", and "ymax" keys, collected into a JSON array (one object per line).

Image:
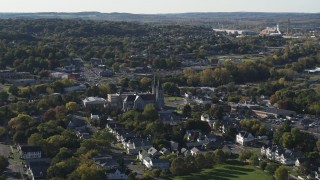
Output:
[{"xmin": 0, "ymin": 12, "xmax": 319, "ymax": 29}]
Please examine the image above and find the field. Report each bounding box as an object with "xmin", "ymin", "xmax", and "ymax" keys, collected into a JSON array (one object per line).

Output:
[{"xmin": 163, "ymin": 159, "xmax": 273, "ymax": 180}]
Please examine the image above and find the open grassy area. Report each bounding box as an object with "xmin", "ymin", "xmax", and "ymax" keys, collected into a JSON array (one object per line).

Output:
[
  {"xmin": 165, "ymin": 96, "xmax": 184, "ymax": 101},
  {"xmin": 310, "ymin": 74, "xmax": 320, "ymax": 80},
  {"xmin": 163, "ymin": 159, "xmax": 273, "ymax": 180}
]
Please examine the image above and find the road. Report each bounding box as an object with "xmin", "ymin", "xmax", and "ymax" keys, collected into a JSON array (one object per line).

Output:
[{"xmin": 0, "ymin": 143, "xmax": 24, "ymax": 180}]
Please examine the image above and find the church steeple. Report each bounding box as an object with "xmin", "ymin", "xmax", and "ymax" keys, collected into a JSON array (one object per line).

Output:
[{"xmin": 152, "ymin": 74, "xmax": 156, "ymax": 94}]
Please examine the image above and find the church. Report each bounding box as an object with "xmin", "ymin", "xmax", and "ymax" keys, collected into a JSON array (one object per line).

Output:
[{"xmin": 107, "ymin": 76, "xmax": 164, "ymax": 111}]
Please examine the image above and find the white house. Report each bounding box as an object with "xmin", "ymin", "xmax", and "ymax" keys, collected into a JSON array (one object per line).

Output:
[
  {"xmin": 190, "ymin": 147, "xmax": 201, "ymax": 156},
  {"xmin": 18, "ymin": 145, "xmax": 42, "ymax": 159},
  {"xmin": 236, "ymin": 131, "xmax": 254, "ymax": 146},
  {"xmin": 261, "ymin": 145, "xmax": 304, "ymax": 166}
]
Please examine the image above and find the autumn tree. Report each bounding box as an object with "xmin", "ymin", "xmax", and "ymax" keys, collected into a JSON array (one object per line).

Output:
[{"xmin": 66, "ymin": 101, "xmax": 78, "ymax": 112}]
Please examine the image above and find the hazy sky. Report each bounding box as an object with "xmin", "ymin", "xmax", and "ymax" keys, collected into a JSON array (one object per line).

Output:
[{"xmin": 0, "ymin": 0, "xmax": 319, "ymax": 14}]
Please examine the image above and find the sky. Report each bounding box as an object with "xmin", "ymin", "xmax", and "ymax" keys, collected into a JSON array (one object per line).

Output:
[{"xmin": 0, "ymin": 0, "xmax": 319, "ymax": 14}]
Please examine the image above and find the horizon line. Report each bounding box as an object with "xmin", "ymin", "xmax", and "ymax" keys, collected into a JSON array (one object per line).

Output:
[{"xmin": 0, "ymin": 11, "xmax": 319, "ymax": 15}]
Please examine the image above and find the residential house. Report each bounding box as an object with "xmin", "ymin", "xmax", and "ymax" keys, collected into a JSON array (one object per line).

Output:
[
  {"xmin": 125, "ymin": 138, "xmax": 152, "ymax": 155},
  {"xmin": 67, "ymin": 115, "xmax": 87, "ymax": 132},
  {"xmin": 186, "ymin": 130, "xmax": 202, "ymax": 142},
  {"xmin": 76, "ymin": 132, "xmax": 92, "ymax": 140},
  {"xmin": 158, "ymin": 110, "xmax": 180, "ymax": 125},
  {"xmin": 180, "ymin": 148, "xmax": 190, "ymax": 156},
  {"xmin": 107, "ymin": 169, "xmax": 127, "ymax": 180},
  {"xmin": 170, "ymin": 141, "xmax": 179, "ymax": 151},
  {"xmin": 90, "ymin": 114, "xmax": 100, "ymax": 121},
  {"xmin": 64, "ymin": 84, "xmax": 86, "ymax": 93},
  {"xmin": 92, "ymin": 155, "xmax": 120, "ymax": 170},
  {"xmin": 295, "ymin": 158, "xmax": 309, "ymax": 167},
  {"xmin": 190, "ymin": 147, "xmax": 201, "ymax": 156},
  {"xmin": 236, "ymin": 131, "xmax": 254, "ymax": 146},
  {"xmin": 26, "ymin": 161, "xmax": 50, "ymax": 180},
  {"xmin": 159, "ymin": 147, "xmax": 170, "ymax": 155},
  {"xmin": 201, "ymin": 113, "xmax": 216, "ymax": 128},
  {"xmin": 138, "ymin": 149, "xmax": 149, "ymax": 161},
  {"xmin": 18, "ymin": 145, "xmax": 42, "ymax": 159},
  {"xmin": 261, "ymin": 145, "xmax": 304, "ymax": 165},
  {"xmin": 148, "ymin": 147, "xmax": 161, "ymax": 158},
  {"xmin": 143, "ymin": 158, "xmax": 170, "ymax": 169}
]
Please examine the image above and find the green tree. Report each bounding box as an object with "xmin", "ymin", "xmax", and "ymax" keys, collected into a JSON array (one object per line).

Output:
[
  {"xmin": 170, "ymin": 157, "xmax": 186, "ymax": 175},
  {"xmin": 195, "ymin": 153, "xmax": 206, "ymax": 169},
  {"xmin": 28, "ymin": 133, "xmax": 44, "ymax": 146},
  {"xmin": 142, "ymin": 104, "xmax": 158, "ymax": 121},
  {"xmin": 281, "ymin": 132, "xmax": 294, "ymax": 149},
  {"xmin": 52, "ymin": 148, "xmax": 73, "ymax": 165},
  {"xmin": 0, "ymin": 155, "xmax": 8, "ymax": 174},
  {"xmin": 0, "ymin": 91, "xmax": 9, "ymax": 102},
  {"xmin": 239, "ymin": 150, "xmax": 253, "ymax": 162},
  {"xmin": 249, "ymin": 155, "xmax": 259, "ymax": 166},
  {"xmin": 317, "ymin": 139, "xmax": 320, "ymax": 152},
  {"xmin": 266, "ymin": 162, "xmax": 279, "ymax": 174},
  {"xmin": 275, "ymin": 166, "xmax": 288, "ymax": 180},
  {"xmin": 8, "ymin": 85, "xmax": 19, "ymax": 96},
  {"xmin": 215, "ymin": 149, "xmax": 226, "ymax": 164},
  {"xmin": 259, "ymin": 161, "xmax": 267, "ymax": 171},
  {"xmin": 182, "ymin": 105, "xmax": 192, "ymax": 118},
  {"xmin": 0, "ymin": 127, "xmax": 6, "ymax": 138}
]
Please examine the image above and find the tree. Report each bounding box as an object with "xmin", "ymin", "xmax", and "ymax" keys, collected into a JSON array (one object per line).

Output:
[
  {"xmin": 317, "ymin": 139, "xmax": 320, "ymax": 152},
  {"xmin": 51, "ymin": 147, "xmax": 74, "ymax": 165},
  {"xmin": 281, "ymin": 132, "xmax": 294, "ymax": 149},
  {"xmin": 195, "ymin": 153, "xmax": 206, "ymax": 169},
  {"xmin": 214, "ymin": 119, "xmax": 222, "ymax": 132},
  {"xmin": 170, "ymin": 157, "xmax": 186, "ymax": 175},
  {"xmin": 239, "ymin": 150, "xmax": 253, "ymax": 162},
  {"xmin": 8, "ymin": 114, "xmax": 33, "ymax": 132},
  {"xmin": 259, "ymin": 161, "xmax": 267, "ymax": 171},
  {"xmin": 185, "ymin": 120, "xmax": 211, "ymax": 135},
  {"xmin": 182, "ymin": 105, "xmax": 191, "ymax": 118},
  {"xmin": 266, "ymin": 162, "xmax": 279, "ymax": 174},
  {"xmin": 8, "ymin": 85, "xmax": 19, "ymax": 96},
  {"xmin": 13, "ymin": 131, "xmax": 26, "ymax": 143},
  {"xmin": 66, "ymin": 101, "xmax": 78, "ymax": 112},
  {"xmin": 43, "ymin": 108, "xmax": 56, "ymax": 121},
  {"xmin": 47, "ymin": 157, "xmax": 79, "ymax": 178},
  {"xmin": 215, "ymin": 149, "xmax": 226, "ymax": 164},
  {"xmin": 0, "ymin": 127, "xmax": 6, "ymax": 138},
  {"xmin": 28, "ymin": 133, "xmax": 44, "ymax": 146},
  {"xmin": 163, "ymin": 82, "xmax": 180, "ymax": 96},
  {"xmin": 249, "ymin": 155, "xmax": 259, "ymax": 166},
  {"xmin": 0, "ymin": 155, "xmax": 8, "ymax": 174},
  {"xmin": 142, "ymin": 104, "xmax": 158, "ymax": 121},
  {"xmin": 0, "ymin": 91, "xmax": 9, "ymax": 102},
  {"xmin": 275, "ymin": 166, "xmax": 288, "ymax": 180}
]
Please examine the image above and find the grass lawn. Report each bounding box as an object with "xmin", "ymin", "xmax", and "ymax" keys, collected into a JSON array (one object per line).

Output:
[
  {"xmin": 163, "ymin": 159, "xmax": 273, "ymax": 180},
  {"xmin": 165, "ymin": 96, "xmax": 184, "ymax": 101},
  {"xmin": 310, "ymin": 74, "xmax": 320, "ymax": 80}
]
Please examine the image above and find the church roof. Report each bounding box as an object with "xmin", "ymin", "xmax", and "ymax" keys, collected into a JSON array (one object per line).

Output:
[{"xmin": 139, "ymin": 94, "xmax": 156, "ymax": 101}]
